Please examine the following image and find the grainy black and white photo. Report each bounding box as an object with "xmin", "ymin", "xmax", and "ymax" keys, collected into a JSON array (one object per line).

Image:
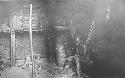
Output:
[{"xmin": 0, "ymin": 0, "xmax": 125, "ymax": 78}]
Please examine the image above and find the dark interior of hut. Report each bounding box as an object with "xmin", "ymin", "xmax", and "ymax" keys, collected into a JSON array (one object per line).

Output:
[{"xmin": 0, "ymin": 0, "xmax": 125, "ymax": 78}]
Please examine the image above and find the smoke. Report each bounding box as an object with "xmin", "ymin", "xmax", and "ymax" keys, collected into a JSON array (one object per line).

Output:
[
  {"xmin": 46, "ymin": 0, "xmax": 125, "ymax": 77},
  {"xmin": 39, "ymin": 1, "xmax": 125, "ymax": 76},
  {"xmin": 0, "ymin": 1, "xmax": 24, "ymax": 24},
  {"xmin": 1, "ymin": 0, "xmax": 125, "ymax": 77}
]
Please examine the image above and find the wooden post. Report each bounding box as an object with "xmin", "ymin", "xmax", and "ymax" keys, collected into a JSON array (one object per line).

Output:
[
  {"xmin": 29, "ymin": 4, "xmax": 34, "ymax": 78},
  {"xmin": 76, "ymin": 48, "xmax": 81, "ymax": 78},
  {"xmin": 10, "ymin": 29, "xmax": 15, "ymax": 66}
]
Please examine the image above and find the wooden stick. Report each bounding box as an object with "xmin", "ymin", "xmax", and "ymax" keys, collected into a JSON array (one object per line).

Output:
[
  {"xmin": 29, "ymin": 4, "xmax": 34, "ymax": 78},
  {"xmin": 10, "ymin": 29, "xmax": 15, "ymax": 66}
]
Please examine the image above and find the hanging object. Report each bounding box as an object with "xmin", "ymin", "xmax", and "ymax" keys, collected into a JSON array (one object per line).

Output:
[
  {"xmin": 105, "ymin": 6, "xmax": 111, "ymax": 20},
  {"xmin": 39, "ymin": 15, "xmax": 48, "ymax": 31},
  {"xmin": 85, "ymin": 17, "xmax": 96, "ymax": 45}
]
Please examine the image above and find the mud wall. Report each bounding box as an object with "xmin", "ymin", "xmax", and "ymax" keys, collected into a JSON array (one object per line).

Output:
[
  {"xmin": 15, "ymin": 32, "xmax": 48, "ymax": 58},
  {"xmin": 0, "ymin": 33, "xmax": 10, "ymax": 66}
]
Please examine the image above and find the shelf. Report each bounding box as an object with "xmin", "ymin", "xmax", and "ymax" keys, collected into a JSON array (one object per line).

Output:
[
  {"xmin": 19, "ymin": 30, "xmax": 43, "ymax": 32},
  {"xmin": 22, "ymin": 30, "xmax": 41, "ymax": 31},
  {"xmin": 54, "ymin": 26, "xmax": 70, "ymax": 30}
]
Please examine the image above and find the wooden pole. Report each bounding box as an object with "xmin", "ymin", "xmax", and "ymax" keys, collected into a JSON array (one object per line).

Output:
[
  {"xmin": 29, "ymin": 4, "xmax": 34, "ymax": 78},
  {"xmin": 10, "ymin": 29, "xmax": 15, "ymax": 66},
  {"xmin": 76, "ymin": 48, "xmax": 80, "ymax": 78}
]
